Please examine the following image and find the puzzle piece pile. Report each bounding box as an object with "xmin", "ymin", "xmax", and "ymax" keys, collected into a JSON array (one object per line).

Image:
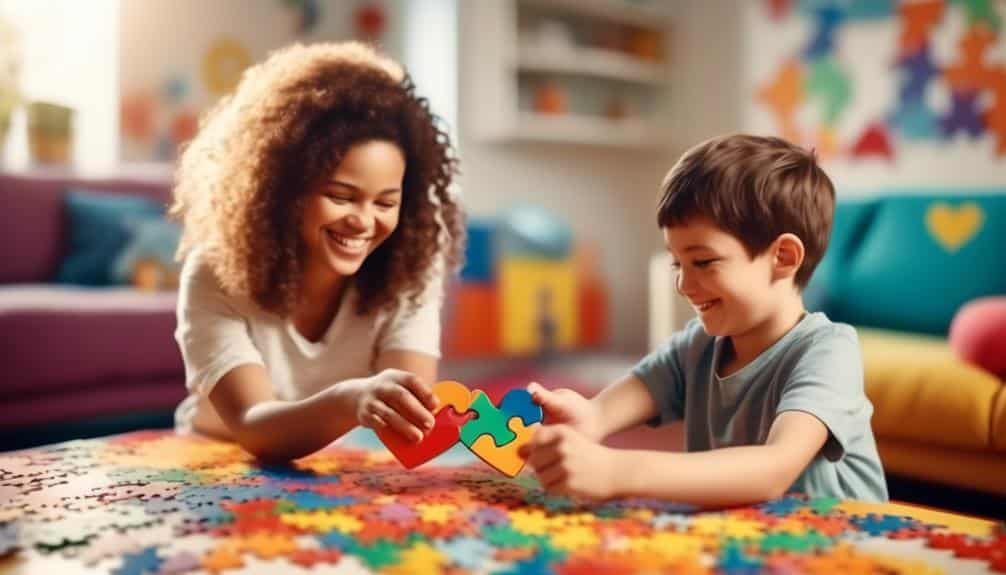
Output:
[
  {"xmin": 376, "ymin": 381, "xmax": 542, "ymax": 477},
  {"xmin": 1, "ymin": 431, "xmax": 1004, "ymax": 574}
]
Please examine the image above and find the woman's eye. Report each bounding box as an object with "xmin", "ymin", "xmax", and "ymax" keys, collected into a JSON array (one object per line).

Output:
[
  {"xmin": 326, "ymin": 194, "xmax": 351, "ymax": 203},
  {"xmin": 377, "ymin": 202, "xmax": 399, "ymax": 209}
]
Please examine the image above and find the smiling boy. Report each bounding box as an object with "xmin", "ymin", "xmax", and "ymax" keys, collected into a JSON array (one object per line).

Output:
[{"xmin": 521, "ymin": 134, "xmax": 888, "ymax": 506}]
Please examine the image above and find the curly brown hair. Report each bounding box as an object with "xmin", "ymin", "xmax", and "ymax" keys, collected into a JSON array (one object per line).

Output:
[{"xmin": 171, "ymin": 42, "xmax": 465, "ymax": 316}]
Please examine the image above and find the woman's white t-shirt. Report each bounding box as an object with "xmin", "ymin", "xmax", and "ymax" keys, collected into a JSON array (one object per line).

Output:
[{"xmin": 173, "ymin": 250, "xmax": 443, "ymax": 433}]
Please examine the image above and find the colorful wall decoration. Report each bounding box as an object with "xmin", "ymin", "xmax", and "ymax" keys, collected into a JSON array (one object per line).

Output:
[
  {"xmin": 119, "ymin": 0, "xmax": 400, "ymax": 163},
  {"xmin": 754, "ymin": 0, "xmax": 1006, "ymax": 163}
]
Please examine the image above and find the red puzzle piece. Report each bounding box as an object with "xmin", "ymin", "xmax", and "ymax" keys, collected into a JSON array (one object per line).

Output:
[
  {"xmin": 377, "ymin": 406, "xmax": 475, "ymax": 469},
  {"xmin": 850, "ymin": 122, "xmax": 894, "ymax": 160}
]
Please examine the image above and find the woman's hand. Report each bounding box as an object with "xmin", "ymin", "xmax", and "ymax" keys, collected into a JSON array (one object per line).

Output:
[
  {"xmin": 526, "ymin": 382, "xmax": 606, "ymax": 442},
  {"xmin": 353, "ymin": 369, "xmax": 438, "ymax": 443}
]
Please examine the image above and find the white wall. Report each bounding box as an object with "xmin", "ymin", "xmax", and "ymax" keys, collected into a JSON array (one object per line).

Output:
[
  {"xmin": 0, "ymin": 0, "xmax": 119, "ymax": 172},
  {"xmin": 403, "ymin": 0, "xmax": 457, "ymax": 148},
  {"xmin": 119, "ymin": 0, "xmax": 410, "ymax": 162}
]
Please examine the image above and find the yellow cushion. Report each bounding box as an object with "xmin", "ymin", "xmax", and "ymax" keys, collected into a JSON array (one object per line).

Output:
[
  {"xmin": 858, "ymin": 328, "xmax": 1002, "ymax": 450},
  {"xmin": 993, "ymin": 386, "xmax": 1006, "ymax": 451},
  {"xmin": 877, "ymin": 438, "xmax": 1006, "ymax": 496}
]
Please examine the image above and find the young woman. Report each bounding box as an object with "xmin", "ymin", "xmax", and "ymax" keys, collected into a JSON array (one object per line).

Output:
[{"xmin": 170, "ymin": 42, "xmax": 464, "ymax": 462}]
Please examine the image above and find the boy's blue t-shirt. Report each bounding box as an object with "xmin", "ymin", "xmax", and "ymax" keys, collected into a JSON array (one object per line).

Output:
[{"xmin": 632, "ymin": 312, "xmax": 889, "ymax": 502}]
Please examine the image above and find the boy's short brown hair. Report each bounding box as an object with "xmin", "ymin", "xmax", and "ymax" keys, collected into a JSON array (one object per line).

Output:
[{"xmin": 657, "ymin": 134, "xmax": 835, "ymax": 288}]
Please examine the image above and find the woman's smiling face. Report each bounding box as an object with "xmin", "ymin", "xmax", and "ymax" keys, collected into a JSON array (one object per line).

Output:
[{"xmin": 300, "ymin": 139, "xmax": 406, "ymax": 279}]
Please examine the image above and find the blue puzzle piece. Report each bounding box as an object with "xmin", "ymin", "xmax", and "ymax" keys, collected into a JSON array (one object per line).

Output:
[
  {"xmin": 435, "ymin": 537, "xmax": 496, "ymax": 571},
  {"xmin": 804, "ymin": 5, "xmax": 844, "ymax": 59},
  {"xmin": 0, "ymin": 522, "xmax": 18, "ymax": 557},
  {"xmin": 889, "ymin": 99, "xmax": 938, "ymax": 140},
  {"xmin": 498, "ymin": 389, "xmax": 544, "ymax": 427},
  {"xmin": 761, "ymin": 495, "xmax": 807, "ymax": 516},
  {"xmin": 847, "ymin": 0, "xmax": 893, "ymax": 20},
  {"xmin": 719, "ymin": 540, "xmax": 764, "ymax": 573},
  {"xmin": 852, "ymin": 513, "xmax": 920, "ymax": 536},
  {"xmin": 942, "ymin": 89, "xmax": 986, "ymax": 139},
  {"xmin": 318, "ymin": 530, "xmax": 356, "ymax": 550},
  {"xmin": 897, "ymin": 46, "xmax": 939, "ymax": 103},
  {"xmin": 112, "ymin": 547, "xmax": 162, "ymax": 575}
]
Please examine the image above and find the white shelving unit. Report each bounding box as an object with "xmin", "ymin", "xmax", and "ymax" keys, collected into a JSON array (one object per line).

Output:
[
  {"xmin": 462, "ymin": 0, "xmax": 674, "ymax": 149},
  {"xmin": 516, "ymin": 45, "xmax": 668, "ymax": 85}
]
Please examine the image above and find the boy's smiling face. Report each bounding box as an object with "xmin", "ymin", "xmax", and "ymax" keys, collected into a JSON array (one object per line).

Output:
[{"xmin": 663, "ymin": 218, "xmax": 779, "ymax": 337}]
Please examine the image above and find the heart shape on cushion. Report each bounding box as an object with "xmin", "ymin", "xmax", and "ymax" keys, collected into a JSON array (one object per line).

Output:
[
  {"xmin": 376, "ymin": 381, "xmax": 544, "ymax": 476},
  {"xmin": 376, "ymin": 380, "xmax": 476, "ymax": 469},
  {"xmin": 926, "ymin": 202, "xmax": 984, "ymax": 253}
]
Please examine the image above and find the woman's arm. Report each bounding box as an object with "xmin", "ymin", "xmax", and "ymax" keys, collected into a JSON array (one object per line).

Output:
[
  {"xmin": 613, "ymin": 410, "xmax": 829, "ymax": 507},
  {"xmin": 375, "ymin": 349, "xmax": 438, "ymax": 385},
  {"xmin": 205, "ymin": 364, "xmax": 368, "ymax": 462}
]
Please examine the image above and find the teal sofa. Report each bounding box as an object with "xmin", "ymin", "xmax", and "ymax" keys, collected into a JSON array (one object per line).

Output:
[{"xmin": 806, "ymin": 191, "xmax": 1006, "ymax": 496}]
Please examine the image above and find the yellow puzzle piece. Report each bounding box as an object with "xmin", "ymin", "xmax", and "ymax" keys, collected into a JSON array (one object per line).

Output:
[{"xmin": 469, "ymin": 416, "xmax": 540, "ymax": 477}]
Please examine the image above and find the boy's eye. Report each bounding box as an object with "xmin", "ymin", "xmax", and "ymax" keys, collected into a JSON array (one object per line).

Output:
[
  {"xmin": 693, "ymin": 258, "xmax": 717, "ymax": 268},
  {"xmin": 670, "ymin": 261, "xmax": 681, "ymax": 270}
]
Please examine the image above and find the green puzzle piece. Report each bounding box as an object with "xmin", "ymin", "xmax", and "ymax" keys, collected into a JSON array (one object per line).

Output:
[{"xmin": 459, "ymin": 392, "xmax": 517, "ymax": 448}]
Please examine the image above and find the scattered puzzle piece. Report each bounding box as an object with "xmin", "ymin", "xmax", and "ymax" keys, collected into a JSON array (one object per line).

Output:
[{"xmin": 3, "ymin": 430, "xmax": 1004, "ymax": 574}]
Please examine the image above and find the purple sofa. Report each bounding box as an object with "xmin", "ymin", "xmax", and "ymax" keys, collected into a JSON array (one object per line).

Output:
[{"xmin": 0, "ymin": 171, "xmax": 185, "ymax": 440}]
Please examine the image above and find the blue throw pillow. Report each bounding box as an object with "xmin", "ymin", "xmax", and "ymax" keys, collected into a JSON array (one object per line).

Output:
[
  {"xmin": 804, "ymin": 198, "xmax": 877, "ymax": 313},
  {"xmin": 835, "ymin": 193, "xmax": 1006, "ymax": 334},
  {"xmin": 55, "ymin": 189, "xmax": 165, "ymax": 286},
  {"xmin": 111, "ymin": 217, "xmax": 182, "ymax": 289}
]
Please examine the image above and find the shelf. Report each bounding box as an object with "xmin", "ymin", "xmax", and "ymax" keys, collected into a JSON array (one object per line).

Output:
[
  {"xmin": 518, "ymin": 0, "xmax": 673, "ymax": 29},
  {"xmin": 512, "ymin": 112, "xmax": 665, "ymax": 147},
  {"xmin": 516, "ymin": 45, "xmax": 667, "ymax": 85}
]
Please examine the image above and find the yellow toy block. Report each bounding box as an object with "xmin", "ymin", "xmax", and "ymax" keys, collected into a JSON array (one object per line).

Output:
[{"xmin": 501, "ymin": 258, "xmax": 578, "ymax": 354}]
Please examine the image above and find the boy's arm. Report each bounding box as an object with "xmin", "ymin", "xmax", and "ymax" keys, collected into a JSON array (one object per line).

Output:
[
  {"xmin": 613, "ymin": 410, "xmax": 829, "ymax": 507},
  {"xmin": 591, "ymin": 374, "xmax": 661, "ymax": 440}
]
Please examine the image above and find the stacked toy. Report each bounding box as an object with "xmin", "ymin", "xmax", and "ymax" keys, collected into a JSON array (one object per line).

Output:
[{"xmin": 444, "ymin": 206, "xmax": 607, "ymax": 358}]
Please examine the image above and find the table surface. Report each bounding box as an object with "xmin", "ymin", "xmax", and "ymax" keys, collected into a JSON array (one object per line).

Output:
[{"xmin": 1, "ymin": 428, "xmax": 1003, "ymax": 574}]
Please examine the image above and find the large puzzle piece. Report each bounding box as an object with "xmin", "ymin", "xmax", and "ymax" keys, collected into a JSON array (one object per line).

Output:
[
  {"xmin": 376, "ymin": 382, "xmax": 544, "ymax": 476},
  {"xmin": 460, "ymin": 392, "xmax": 516, "ymax": 449},
  {"xmin": 470, "ymin": 417, "xmax": 540, "ymax": 477},
  {"xmin": 377, "ymin": 381, "xmax": 476, "ymax": 469},
  {"xmin": 461, "ymin": 389, "xmax": 543, "ymax": 477}
]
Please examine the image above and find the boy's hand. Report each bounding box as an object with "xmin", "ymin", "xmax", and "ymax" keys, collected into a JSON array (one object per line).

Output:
[
  {"xmin": 519, "ymin": 425, "xmax": 620, "ymax": 500},
  {"xmin": 526, "ymin": 382, "xmax": 605, "ymax": 441},
  {"xmin": 354, "ymin": 369, "xmax": 438, "ymax": 443}
]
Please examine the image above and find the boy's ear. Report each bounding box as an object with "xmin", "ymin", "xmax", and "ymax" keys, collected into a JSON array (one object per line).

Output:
[{"xmin": 772, "ymin": 233, "xmax": 805, "ymax": 282}]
